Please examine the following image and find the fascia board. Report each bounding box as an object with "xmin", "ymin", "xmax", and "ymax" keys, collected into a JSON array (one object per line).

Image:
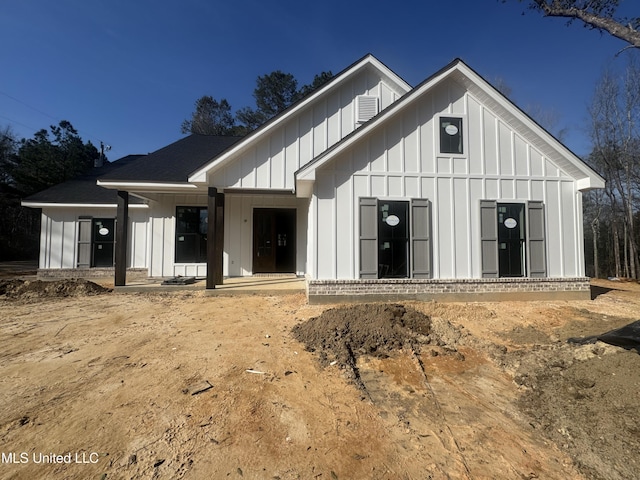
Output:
[
  {"xmin": 577, "ymin": 176, "xmax": 606, "ymax": 191},
  {"xmin": 97, "ymin": 180, "xmax": 199, "ymax": 192},
  {"xmin": 21, "ymin": 202, "xmax": 149, "ymax": 209},
  {"xmin": 188, "ymin": 54, "xmax": 412, "ymax": 183}
]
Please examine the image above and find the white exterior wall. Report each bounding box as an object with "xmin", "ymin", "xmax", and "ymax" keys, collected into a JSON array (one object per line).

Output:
[
  {"xmin": 312, "ymin": 77, "xmax": 584, "ymax": 280},
  {"xmin": 224, "ymin": 194, "xmax": 308, "ymax": 277},
  {"xmin": 38, "ymin": 207, "xmax": 148, "ymax": 270},
  {"xmin": 210, "ymin": 68, "xmax": 404, "ymax": 189},
  {"xmin": 146, "ymin": 193, "xmax": 308, "ymax": 278}
]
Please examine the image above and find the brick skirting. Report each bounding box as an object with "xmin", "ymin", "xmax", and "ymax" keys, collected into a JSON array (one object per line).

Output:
[
  {"xmin": 37, "ymin": 268, "xmax": 149, "ymax": 281},
  {"xmin": 306, "ymin": 277, "xmax": 591, "ymax": 303}
]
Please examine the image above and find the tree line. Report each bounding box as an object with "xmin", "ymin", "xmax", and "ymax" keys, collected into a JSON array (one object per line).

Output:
[
  {"xmin": 0, "ymin": 121, "xmax": 100, "ymax": 260},
  {"xmin": 180, "ymin": 70, "xmax": 333, "ymax": 136},
  {"xmin": 583, "ymin": 56, "xmax": 640, "ymax": 279}
]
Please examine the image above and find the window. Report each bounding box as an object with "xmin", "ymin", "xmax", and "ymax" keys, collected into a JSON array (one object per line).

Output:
[
  {"xmin": 175, "ymin": 207, "xmax": 207, "ymax": 263},
  {"xmin": 439, "ymin": 116, "xmax": 463, "ymax": 154},
  {"xmin": 480, "ymin": 200, "xmax": 547, "ymax": 278},
  {"xmin": 359, "ymin": 198, "xmax": 432, "ymax": 279}
]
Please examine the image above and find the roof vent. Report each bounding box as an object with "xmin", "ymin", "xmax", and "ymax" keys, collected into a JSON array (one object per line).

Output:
[{"xmin": 356, "ymin": 95, "xmax": 379, "ymax": 123}]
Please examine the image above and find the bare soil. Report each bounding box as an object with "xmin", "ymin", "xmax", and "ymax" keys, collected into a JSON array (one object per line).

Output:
[{"xmin": 0, "ymin": 278, "xmax": 639, "ymax": 479}]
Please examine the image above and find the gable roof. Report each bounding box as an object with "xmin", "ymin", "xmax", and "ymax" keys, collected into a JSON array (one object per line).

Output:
[
  {"xmin": 22, "ymin": 155, "xmax": 147, "ymax": 207},
  {"xmin": 187, "ymin": 53, "xmax": 412, "ymax": 184},
  {"xmin": 296, "ymin": 58, "xmax": 605, "ymax": 194}
]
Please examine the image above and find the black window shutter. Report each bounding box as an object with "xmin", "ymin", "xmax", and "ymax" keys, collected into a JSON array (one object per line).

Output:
[
  {"xmin": 480, "ymin": 200, "xmax": 499, "ymax": 278},
  {"xmin": 527, "ymin": 201, "xmax": 547, "ymax": 277},
  {"xmin": 359, "ymin": 197, "xmax": 378, "ymax": 279},
  {"xmin": 77, "ymin": 218, "xmax": 91, "ymax": 268},
  {"xmin": 411, "ymin": 199, "xmax": 432, "ymax": 278}
]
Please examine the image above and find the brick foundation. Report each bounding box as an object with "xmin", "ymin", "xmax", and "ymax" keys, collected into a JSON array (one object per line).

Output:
[
  {"xmin": 306, "ymin": 277, "xmax": 591, "ymax": 303},
  {"xmin": 37, "ymin": 268, "xmax": 149, "ymax": 281}
]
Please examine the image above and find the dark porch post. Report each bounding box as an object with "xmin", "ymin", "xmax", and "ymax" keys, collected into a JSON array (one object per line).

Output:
[
  {"xmin": 215, "ymin": 192, "xmax": 225, "ymax": 286},
  {"xmin": 115, "ymin": 190, "xmax": 129, "ymax": 286},
  {"xmin": 206, "ymin": 188, "xmax": 217, "ymax": 289}
]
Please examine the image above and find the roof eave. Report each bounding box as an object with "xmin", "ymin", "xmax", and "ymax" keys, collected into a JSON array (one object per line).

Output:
[{"xmin": 96, "ymin": 180, "xmax": 200, "ymax": 193}]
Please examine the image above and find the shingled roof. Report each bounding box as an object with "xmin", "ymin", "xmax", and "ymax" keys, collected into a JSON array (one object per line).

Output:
[
  {"xmin": 99, "ymin": 134, "xmax": 242, "ymax": 183},
  {"xmin": 22, "ymin": 134, "xmax": 243, "ymax": 205},
  {"xmin": 22, "ymin": 154, "xmax": 146, "ymax": 205}
]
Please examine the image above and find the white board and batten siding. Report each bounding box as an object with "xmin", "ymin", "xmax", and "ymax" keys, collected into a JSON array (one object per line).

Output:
[
  {"xmin": 209, "ymin": 67, "xmax": 405, "ymax": 190},
  {"xmin": 312, "ymin": 77, "xmax": 584, "ymax": 280},
  {"xmin": 146, "ymin": 193, "xmax": 309, "ymax": 278},
  {"xmin": 38, "ymin": 207, "xmax": 148, "ymax": 270}
]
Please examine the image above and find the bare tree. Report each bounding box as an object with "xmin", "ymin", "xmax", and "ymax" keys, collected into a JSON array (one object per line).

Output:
[
  {"xmin": 520, "ymin": 1, "xmax": 640, "ymax": 48},
  {"xmin": 588, "ymin": 57, "xmax": 640, "ymax": 278}
]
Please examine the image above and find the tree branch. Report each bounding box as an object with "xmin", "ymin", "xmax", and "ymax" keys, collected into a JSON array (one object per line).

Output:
[{"xmin": 532, "ymin": 0, "xmax": 640, "ymax": 48}]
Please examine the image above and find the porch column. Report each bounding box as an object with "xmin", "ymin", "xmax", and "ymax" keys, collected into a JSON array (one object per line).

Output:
[
  {"xmin": 215, "ymin": 192, "xmax": 225, "ymax": 285},
  {"xmin": 115, "ymin": 190, "xmax": 129, "ymax": 286},
  {"xmin": 206, "ymin": 188, "xmax": 225, "ymax": 289}
]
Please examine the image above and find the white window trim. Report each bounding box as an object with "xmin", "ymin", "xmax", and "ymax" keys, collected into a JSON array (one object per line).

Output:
[{"xmin": 436, "ymin": 113, "xmax": 468, "ymax": 158}]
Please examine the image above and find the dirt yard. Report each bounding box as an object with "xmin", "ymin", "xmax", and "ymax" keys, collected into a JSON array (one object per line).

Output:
[{"xmin": 0, "ymin": 277, "xmax": 639, "ymax": 480}]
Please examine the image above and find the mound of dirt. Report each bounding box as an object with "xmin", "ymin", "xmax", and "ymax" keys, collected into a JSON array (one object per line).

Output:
[
  {"xmin": 292, "ymin": 303, "xmax": 433, "ymax": 373},
  {"xmin": 0, "ymin": 279, "xmax": 111, "ymax": 299}
]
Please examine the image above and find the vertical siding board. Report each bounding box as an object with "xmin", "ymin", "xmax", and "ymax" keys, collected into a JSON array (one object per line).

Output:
[
  {"xmin": 370, "ymin": 128, "xmax": 386, "ymax": 172},
  {"xmin": 499, "ymin": 122, "xmax": 513, "ymax": 175},
  {"xmin": 327, "ymin": 92, "xmax": 341, "ymax": 148},
  {"xmin": 316, "ymin": 172, "xmax": 335, "ymax": 279},
  {"xmin": 256, "ymin": 139, "xmax": 270, "ymax": 188},
  {"xmin": 436, "ymin": 177, "xmax": 454, "ymax": 278},
  {"xmin": 403, "ymin": 106, "xmax": 419, "ymax": 173},
  {"xmin": 270, "ymin": 129, "xmax": 285, "ymax": 189},
  {"xmin": 515, "ymin": 135, "xmax": 528, "ymax": 176},
  {"xmin": 453, "ymin": 178, "xmax": 469, "ymax": 277},
  {"xmin": 387, "ymin": 118, "xmax": 403, "ymax": 172},
  {"xmin": 335, "ymin": 171, "xmax": 352, "ymax": 278},
  {"xmin": 483, "ymin": 109, "xmax": 498, "ymax": 175},
  {"xmin": 418, "ymin": 96, "xmax": 435, "ymax": 173},
  {"xmin": 340, "ymin": 82, "xmax": 354, "ymax": 138},
  {"xmin": 561, "ymin": 181, "xmax": 578, "ymax": 275},
  {"xmin": 545, "ymin": 181, "xmax": 563, "ymax": 276},
  {"xmin": 468, "ymin": 97, "xmax": 483, "ymax": 175},
  {"xmin": 388, "ymin": 176, "xmax": 403, "ymax": 197},
  {"xmin": 299, "ymin": 110, "xmax": 313, "ymax": 167},
  {"xmin": 469, "ymin": 179, "xmax": 484, "ymax": 277},
  {"xmin": 313, "ymin": 102, "xmax": 327, "ymax": 157}
]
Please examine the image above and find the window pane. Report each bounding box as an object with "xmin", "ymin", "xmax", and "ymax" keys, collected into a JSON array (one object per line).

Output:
[
  {"xmin": 440, "ymin": 117, "xmax": 463, "ymax": 154},
  {"xmin": 176, "ymin": 207, "xmax": 207, "ymax": 262}
]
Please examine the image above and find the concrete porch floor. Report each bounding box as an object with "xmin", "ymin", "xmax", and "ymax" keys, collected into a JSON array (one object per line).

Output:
[{"xmin": 113, "ymin": 275, "xmax": 306, "ymax": 295}]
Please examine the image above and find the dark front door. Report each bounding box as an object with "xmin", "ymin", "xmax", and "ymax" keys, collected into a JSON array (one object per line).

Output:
[
  {"xmin": 92, "ymin": 218, "xmax": 115, "ymax": 267},
  {"xmin": 497, "ymin": 203, "xmax": 526, "ymax": 277},
  {"xmin": 378, "ymin": 201, "xmax": 409, "ymax": 278},
  {"xmin": 253, "ymin": 208, "xmax": 296, "ymax": 273}
]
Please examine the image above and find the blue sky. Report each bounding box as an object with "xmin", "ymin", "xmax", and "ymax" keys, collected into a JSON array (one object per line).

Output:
[{"xmin": 1, "ymin": 0, "xmax": 637, "ymax": 161}]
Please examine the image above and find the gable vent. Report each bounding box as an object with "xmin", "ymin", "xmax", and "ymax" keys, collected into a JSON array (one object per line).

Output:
[{"xmin": 356, "ymin": 95, "xmax": 379, "ymax": 123}]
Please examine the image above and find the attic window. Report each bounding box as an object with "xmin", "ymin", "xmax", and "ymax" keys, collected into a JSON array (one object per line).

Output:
[
  {"xmin": 356, "ymin": 95, "xmax": 379, "ymax": 123},
  {"xmin": 440, "ymin": 116, "xmax": 464, "ymax": 154}
]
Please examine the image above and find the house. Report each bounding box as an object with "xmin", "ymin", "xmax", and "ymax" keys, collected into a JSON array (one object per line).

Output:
[{"xmin": 23, "ymin": 54, "xmax": 605, "ymax": 302}]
